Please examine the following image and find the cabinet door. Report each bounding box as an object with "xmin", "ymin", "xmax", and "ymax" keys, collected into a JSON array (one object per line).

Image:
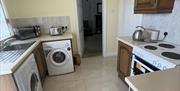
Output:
[
  {"xmin": 135, "ymin": 0, "xmax": 158, "ymax": 10},
  {"xmin": 117, "ymin": 41, "xmax": 132, "ymax": 81},
  {"xmin": 33, "ymin": 43, "xmax": 47, "ymax": 84},
  {"xmin": 134, "ymin": 0, "xmax": 175, "ymax": 13}
]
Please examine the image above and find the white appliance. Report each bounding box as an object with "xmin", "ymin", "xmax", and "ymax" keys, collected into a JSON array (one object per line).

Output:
[
  {"xmin": 14, "ymin": 54, "xmax": 43, "ymax": 91},
  {"xmin": 49, "ymin": 26, "xmax": 67, "ymax": 36},
  {"xmin": 42, "ymin": 40, "xmax": 74, "ymax": 76},
  {"xmin": 131, "ymin": 42, "xmax": 180, "ymax": 76}
]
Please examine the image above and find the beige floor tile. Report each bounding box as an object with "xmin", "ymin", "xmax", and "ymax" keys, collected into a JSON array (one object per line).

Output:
[
  {"xmin": 43, "ymin": 77, "xmax": 58, "ymax": 91},
  {"xmin": 57, "ymin": 80, "xmax": 86, "ymax": 91},
  {"xmin": 43, "ymin": 56, "xmax": 128, "ymax": 91}
]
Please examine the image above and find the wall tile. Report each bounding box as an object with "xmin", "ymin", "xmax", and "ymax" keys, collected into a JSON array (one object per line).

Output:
[
  {"xmin": 10, "ymin": 16, "xmax": 70, "ymax": 34},
  {"xmin": 142, "ymin": 0, "xmax": 180, "ymax": 45}
]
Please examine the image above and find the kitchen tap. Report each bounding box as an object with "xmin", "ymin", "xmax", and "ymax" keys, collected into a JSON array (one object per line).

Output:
[{"xmin": 0, "ymin": 38, "xmax": 14, "ymax": 50}]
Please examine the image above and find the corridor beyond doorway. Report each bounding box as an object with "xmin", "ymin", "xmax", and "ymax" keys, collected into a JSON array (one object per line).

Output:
[
  {"xmin": 82, "ymin": 0, "xmax": 103, "ymax": 58},
  {"xmin": 83, "ymin": 34, "xmax": 102, "ymax": 58}
]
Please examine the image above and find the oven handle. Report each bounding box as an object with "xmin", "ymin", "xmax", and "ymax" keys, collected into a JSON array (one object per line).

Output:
[{"xmin": 132, "ymin": 57, "xmax": 154, "ymax": 72}]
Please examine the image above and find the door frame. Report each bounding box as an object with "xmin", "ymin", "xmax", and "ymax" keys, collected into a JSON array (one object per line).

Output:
[
  {"xmin": 75, "ymin": 0, "xmax": 84, "ymax": 57},
  {"xmin": 75, "ymin": 0, "xmax": 107, "ymax": 57},
  {"xmin": 102, "ymin": 0, "xmax": 107, "ymax": 57}
]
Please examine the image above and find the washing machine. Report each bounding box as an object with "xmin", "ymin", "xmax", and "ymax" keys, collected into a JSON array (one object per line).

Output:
[
  {"xmin": 14, "ymin": 54, "xmax": 43, "ymax": 91},
  {"xmin": 42, "ymin": 39, "xmax": 74, "ymax": 76}
]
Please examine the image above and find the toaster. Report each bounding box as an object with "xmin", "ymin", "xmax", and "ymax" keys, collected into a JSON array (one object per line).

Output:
[
  {"xmin": 49, "ymin": 26, "xmax": 67, "ymax": 36},
  {"xmin": 14, "ymin": 25, "xmax": 41, "ymax": 40}
]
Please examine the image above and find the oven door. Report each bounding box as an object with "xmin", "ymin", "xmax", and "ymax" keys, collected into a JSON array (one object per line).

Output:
[{"xmin": 131, "ymin": 55, "xmax": 160, "ymax": 76}]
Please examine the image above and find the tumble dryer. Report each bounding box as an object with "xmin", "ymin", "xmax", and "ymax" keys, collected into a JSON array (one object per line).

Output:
[{"xmin": 14, "ymin": 54, "xmax": 43, "ymax": 91}]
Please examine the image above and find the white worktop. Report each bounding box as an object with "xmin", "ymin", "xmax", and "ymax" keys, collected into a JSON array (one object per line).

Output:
[
  {"xmin": 0, "ymin": 32, "xmax": 73, "ymax": 75},
  {"xmin": 118, "ymin": 36, "xmax": 146, "ymax": 48},
  {"xmin": 125, "ymin": 68, "xmax": 180, "ymax": 91}
]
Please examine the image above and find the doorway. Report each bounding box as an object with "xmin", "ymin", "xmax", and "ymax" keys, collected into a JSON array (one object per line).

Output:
[{"xmin": 82, "ymin": 0, "xmax": 103, "ymax": 58}]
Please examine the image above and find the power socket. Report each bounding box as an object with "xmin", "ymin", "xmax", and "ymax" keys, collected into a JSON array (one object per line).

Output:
[{"xmin": 164, "ymin": 32, "xmax": 168, "ymax": 36}]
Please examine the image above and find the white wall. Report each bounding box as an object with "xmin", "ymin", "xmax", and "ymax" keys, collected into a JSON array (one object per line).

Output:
[
  {"xmin": 119, "ymin": 0, "xmax": 142, "ymax": 37},
  {"xmin": 142, "ymin": 0, "xmax": 180, "ymax": 45},
  {"xmin": 105, "ymin": 0, "xmax": 120, "ymax": 56}
]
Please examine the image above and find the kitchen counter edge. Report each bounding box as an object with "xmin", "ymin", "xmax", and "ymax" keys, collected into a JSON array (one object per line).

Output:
[{"xmin": 117, "ymin": 36, "xmax": 146, "ymax": 48}]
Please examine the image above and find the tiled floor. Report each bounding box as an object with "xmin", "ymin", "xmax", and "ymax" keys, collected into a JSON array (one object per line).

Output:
[{"xmin": 43, "ymin": 56, "xmax": 128, "ymax": 91}]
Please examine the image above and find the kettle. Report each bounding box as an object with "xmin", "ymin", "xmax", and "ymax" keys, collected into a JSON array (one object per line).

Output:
[{"xmin": 132, "ymin": 26, "xmax": 144, "ymax": 41}]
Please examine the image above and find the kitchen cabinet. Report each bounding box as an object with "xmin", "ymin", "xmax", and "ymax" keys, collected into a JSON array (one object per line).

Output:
[
  {"xmin": 33, "ymin": 43, "xmax": 47, "ymax": 84},
  {"xmin": 0, "ymin": 75, "xmax": 18, "ymax": 91},
  {"xmin": 117, "ymin": 41, "xmax": 132, "ymax": 82},
  {"xmin": 134, "ymin": 0, "xmax": 175, "ymax": 13}
]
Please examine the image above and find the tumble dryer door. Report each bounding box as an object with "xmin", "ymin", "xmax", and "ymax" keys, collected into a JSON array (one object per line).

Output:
[
  {"xmin": 30, "ymin": 73, "xmax": 39, "ymax": 91},
  {"xmin": 28, "ymin": 72, "xmax": 42, "ymax": 91},
  {"xmin": 48, "ymin": 49, "xmax": 70, "ymax": 66}
]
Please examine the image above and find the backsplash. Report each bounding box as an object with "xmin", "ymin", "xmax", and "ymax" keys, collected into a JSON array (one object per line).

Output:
[
  {"xmin": 142, "ymin": 0, "xmax": 180, "ymax": 45},
  {"xmin": 10, "ymin": 16, "xmax": 70, "ymax": 34}
]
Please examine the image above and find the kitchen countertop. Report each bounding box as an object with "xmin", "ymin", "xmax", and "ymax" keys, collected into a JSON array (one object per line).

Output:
[
  {"xmin": 0, "ymin": 32, "xmax": 73, "ymax": 75},
  {"xmin": 118, "ymin": 36, "xmax": 146, "ymax": 48},
  {"xmin": 125, "ymin": 68, "xmax": 180, "ymax": 91}
]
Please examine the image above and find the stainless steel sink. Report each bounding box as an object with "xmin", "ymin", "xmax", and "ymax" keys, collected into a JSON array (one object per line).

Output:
[
  {"xmin": 0, "ymin": 42, "xmax": 35, "ymax": 63},
  {"xmin": 2, "ymin": 42, "xmax": 34, "ymax": 51}
]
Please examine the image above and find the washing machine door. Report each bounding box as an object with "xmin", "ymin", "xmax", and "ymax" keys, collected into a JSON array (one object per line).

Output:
[{"xmin": 48, "ymin": 49, "xmax": 70, "ymax": 66}]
